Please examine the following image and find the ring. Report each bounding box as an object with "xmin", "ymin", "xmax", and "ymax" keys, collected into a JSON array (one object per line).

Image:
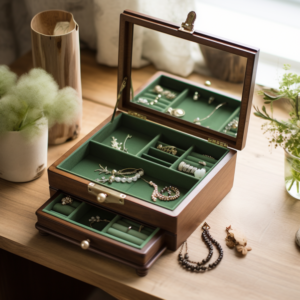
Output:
[
  {"xmin": 61, "ymin": 196, "xmax": 72, "ymax": 205},
  {"xmin": 139, "ymin": 225, "xmax": 144, "ymax": 232},
  {"xmin": 199, "ymin": 161, "xmax": 206, "ymax": 166},
  {"xmin": 126, "ymin": 226, "xmax": 132, "ymax": 233}
]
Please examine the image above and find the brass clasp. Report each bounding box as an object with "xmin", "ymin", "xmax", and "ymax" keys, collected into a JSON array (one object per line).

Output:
[
  {"xmin": 179, "ymin": 11, "xmax": 196, "ymax": 33},
  {"xmin": 88, "ymin": 182, "xmax": 125, "ymax": 205}
]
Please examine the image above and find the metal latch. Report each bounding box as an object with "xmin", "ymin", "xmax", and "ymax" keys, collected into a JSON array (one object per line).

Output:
[
  {"xmin": 88, "ymin": 182, "xmax": 125, "ymax": 205},
  {"xmin": 128, "ymin": 111, "xmax": 147, "ymax": 120},
  {"xmin": 208, "ymin": 138, "xmax": 228, "ymax": 148},
  {"xmin": 179, "ymin": 11, "xmax": 196, "ymax": 33}
]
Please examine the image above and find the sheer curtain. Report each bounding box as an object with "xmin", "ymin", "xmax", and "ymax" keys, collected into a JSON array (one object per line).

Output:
[{"xmin": 0, "ymin": 0, "xmax": 196, "ymax": 77}]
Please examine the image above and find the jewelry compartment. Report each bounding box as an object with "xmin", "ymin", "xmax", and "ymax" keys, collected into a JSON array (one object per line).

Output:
[
  {"xmin": 36, "ymin": 191, "xmax": 166, "ymax": 275},
  {"xmin": 56, "ymin": 112, "xmax": 229, "ymax": 211},
  {"xmin": 132, "ymin": 73, "xmax": 242, "ymax": 136}
]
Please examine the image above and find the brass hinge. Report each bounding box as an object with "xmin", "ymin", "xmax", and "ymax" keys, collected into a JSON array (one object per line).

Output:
[
  {"xmin": 208, "ymin": 138, "xmax": 228, "ymax": 148},
  {"xmin": 128, "ymin": 111, "xmax": 147, "ymax": 120},
  {"xmin": 179, "ymin": 11, "xmax": 196, "ymax": 33}
]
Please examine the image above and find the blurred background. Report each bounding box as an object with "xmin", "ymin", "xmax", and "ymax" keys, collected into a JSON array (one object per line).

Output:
[{"xmin": 1, "ymin": 0, "xmax": 299, "ymax": 88}]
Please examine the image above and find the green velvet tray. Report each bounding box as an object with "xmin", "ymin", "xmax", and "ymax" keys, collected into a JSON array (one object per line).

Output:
[
  {"xmin": 43, "ymin": 194, "xmax": 159, "ymax": 249},
  {"xmin": 57, "ymin": 112, "xmax": 229, "ymax": 211},
  {"xmin": 131, "ymin": 74, "xmax": 241, "ymax": 137}
]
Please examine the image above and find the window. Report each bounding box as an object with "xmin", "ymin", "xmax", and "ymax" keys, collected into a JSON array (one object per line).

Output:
[{"xmin": 195, "ymin": 0, "xmax": 300, "ymax": 87}]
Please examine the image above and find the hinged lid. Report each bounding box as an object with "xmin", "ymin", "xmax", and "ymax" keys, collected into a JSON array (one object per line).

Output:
[{"xmin": 116, "ymin": 10, "xmax": 259, "ymax": 150}]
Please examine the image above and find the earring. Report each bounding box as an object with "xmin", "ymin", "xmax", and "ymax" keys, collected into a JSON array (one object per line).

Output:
[
  {"xmin": 150, "ymin": 94, "xmax": 161, "ymax": 105},
  {"xmin": 126, "ymin": 226, "xmax": 132, "ymax": 233},
  {"xmin": 193, "ymin": 117, "xmax": 201, "ymax": 125},
  {"xmin": 193, "ymin": 92, "xmax": 199, "ymax": 101},
  {"xmin": 157, "ymin": 144, "xmax": 177, "ymax": 155},
  {"xmin": 208, "ymin": 97, "xmax": 215, "ymax": 104},
  {"xmin": 137, "ymin": 98, "xmax": 149, "ymax": 105},
  {"xmin": 224, "ymin": 118, "xmax": 239, "ymax": 133},
  {"xmin": 111, "ymin": 134, "xmax": 132, "ymax": 152},
  {"xmin": 61, "ymin": 196, "xmax": 73, "ymax": 205},
  {"xmin": 89, "ymin": 216, "xmax": 111, "ymax": 228},
  {"xmin": 138, "ymin": 225, "xmax": 144, "ymax": 233},
  {"xmin": 153, "ymin": 85, "xmax": 164, "ymax": 94},
  {"xmin": 167, "ymin": 107, "xmax": 185, "ymax": 118},
  {"xmin": 164, "ymin": 91, "xmax": 176, "ymax": 99}
]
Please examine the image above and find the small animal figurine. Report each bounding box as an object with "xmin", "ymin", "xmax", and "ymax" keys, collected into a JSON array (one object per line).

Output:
[{"xmin": 225, "ymin": 225, "xmax": 252, "ymax": 255}]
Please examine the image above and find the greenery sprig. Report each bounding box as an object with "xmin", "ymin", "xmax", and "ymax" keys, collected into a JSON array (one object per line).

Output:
[{"xmin": 254, "ymin": 64, "xmax": 300, "ymax": 157}]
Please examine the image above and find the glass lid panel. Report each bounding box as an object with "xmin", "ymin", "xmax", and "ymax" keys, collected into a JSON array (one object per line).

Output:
[{"xmin": 129, "ymin": 25, "xmax": 248, "ymax": 138}]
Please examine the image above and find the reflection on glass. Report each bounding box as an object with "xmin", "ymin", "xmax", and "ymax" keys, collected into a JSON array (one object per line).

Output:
[{"xmin": 130, "ymin": 25, "xmax": 247, "ymax": 138}]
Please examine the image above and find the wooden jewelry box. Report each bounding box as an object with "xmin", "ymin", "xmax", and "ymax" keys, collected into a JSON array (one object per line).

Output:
[{"xmin": 36, "ymin": 10, "xmax": 259, "ymax": 276}]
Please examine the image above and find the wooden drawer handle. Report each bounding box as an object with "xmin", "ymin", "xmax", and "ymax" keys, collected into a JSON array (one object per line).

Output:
[{"xmin": 81, "ymin": 239, "xmax": 90, "ymax": 250}]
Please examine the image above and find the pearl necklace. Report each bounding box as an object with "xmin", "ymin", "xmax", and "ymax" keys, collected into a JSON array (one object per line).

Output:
[
  {"xmin": 94, "ymin": 165, "xmax": 181, "ymax": 202},
  {"xmin": 95, "ymin": 165, "xmax": 144, "ymax": 184}
]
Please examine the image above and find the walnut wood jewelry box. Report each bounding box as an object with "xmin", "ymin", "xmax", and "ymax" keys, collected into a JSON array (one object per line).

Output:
[{"xmin": 36, "ymin": 10, "xmax": 259, "ymax": 276}]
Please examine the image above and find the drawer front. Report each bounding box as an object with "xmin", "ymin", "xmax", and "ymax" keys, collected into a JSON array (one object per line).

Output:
[{"xmin": 36, "ymin": 191, "xmax": 166, "ymax": 268}]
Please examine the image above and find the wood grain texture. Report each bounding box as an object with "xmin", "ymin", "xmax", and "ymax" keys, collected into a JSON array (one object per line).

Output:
[
  {"xmin": 47, "ymin": 110, "xmax": 236, "ymax": 246},
  {"xmin": 1, "ymin": 52, "xmax": 300, "ymax": 300},
  {"xmin": 36, "ymin": 191, "xmax": 166, "ymax": 270},
  {"xmin": 31, "ymin": 10, "xmax": 82, "ymax": 144}
]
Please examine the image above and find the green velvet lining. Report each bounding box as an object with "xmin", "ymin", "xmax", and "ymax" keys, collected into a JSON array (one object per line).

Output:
[
  {"xmin": 131, "ymin": 74, "xmax": 241, "ymax": 135},
  {"xmin": 43, "ymin": 195, "xmax": 159, "ymax": 249},
  {"xmin": 111, "ymin": 223, "xmax": 148, "ymax": 240},
  {"xmin": 58, "ymin": 113, "xmax": 229, "ymax": 211},
  {"xmin": 53, "ymin": 203, "xmax": 75, "ymax": 215}
]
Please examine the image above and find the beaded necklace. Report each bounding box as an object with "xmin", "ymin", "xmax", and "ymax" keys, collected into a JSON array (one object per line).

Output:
[{"xmin": 178, "ymin": 222, "xmax": 223, "ymax": 272}]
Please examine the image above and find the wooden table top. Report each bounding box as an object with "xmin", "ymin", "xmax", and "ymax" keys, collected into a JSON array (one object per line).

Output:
[{"xmin": 1, "ymin": 50, "xmax": 299, "ymax": 300}]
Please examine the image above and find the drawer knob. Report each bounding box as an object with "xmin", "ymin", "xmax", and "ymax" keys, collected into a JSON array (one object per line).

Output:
[
  {"xmin": 81, "ymin": 239, "xmax": 90, "ymax": 250},
  {"xmin": 97, "ymin": 193, "xmax": 107, "ymax": 203}
]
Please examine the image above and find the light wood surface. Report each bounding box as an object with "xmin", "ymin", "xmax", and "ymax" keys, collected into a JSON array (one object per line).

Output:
[{"xmin": 1, "ymin": 50, "xmax": 300, "ymax": 300}]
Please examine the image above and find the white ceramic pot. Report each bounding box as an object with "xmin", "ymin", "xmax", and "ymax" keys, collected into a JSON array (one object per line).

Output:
[{"xmin": 0, "ymin": 125, "xmax": 48, "ymax": 182}]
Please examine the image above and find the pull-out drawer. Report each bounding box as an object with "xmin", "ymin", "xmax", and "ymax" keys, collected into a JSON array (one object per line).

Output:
[{"xmin": 36, "ymin": 191, "xmax": 166, "ymax": 276}]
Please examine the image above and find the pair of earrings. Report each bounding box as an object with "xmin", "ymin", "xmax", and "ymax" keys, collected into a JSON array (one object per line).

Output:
[
  {"xmin": 89, "ymin": 216, "xmax": 111, "ymax": 228},
  {"xmin": 111, "ymin": 134, "xmax": 132, "ymax": 153},
  {"xmin": 224, "ymin": 118, "xmax": 239, "ymax": 133},
  {"xmin": 157, "ymin": 144, "xmax": 177, "ymax": 155},
  {"xmin": 192, "ymin": 91, "xmax": 215, "ymax": 104},
  {"xmin": 153, "ymin": 85, "xmax": 176, "ymax": 99}
]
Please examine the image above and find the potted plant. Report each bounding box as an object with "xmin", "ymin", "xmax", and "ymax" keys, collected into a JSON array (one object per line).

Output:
[
  {"xmin": 254, "ymin": 64, "xmax": 300, "ymax": 199},
  {"xmin": 0, "ymin": 66, "xmax": 80, "ymax": 182}
]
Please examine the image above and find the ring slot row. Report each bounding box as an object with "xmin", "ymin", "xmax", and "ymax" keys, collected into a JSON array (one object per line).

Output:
[
  {"xmin": 43, "ymin": 196, "xmax": 158, "ymax": 248},
  {"xmin": 132, "ymin": 82, "xmax": 183, "ymax": 112}
]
